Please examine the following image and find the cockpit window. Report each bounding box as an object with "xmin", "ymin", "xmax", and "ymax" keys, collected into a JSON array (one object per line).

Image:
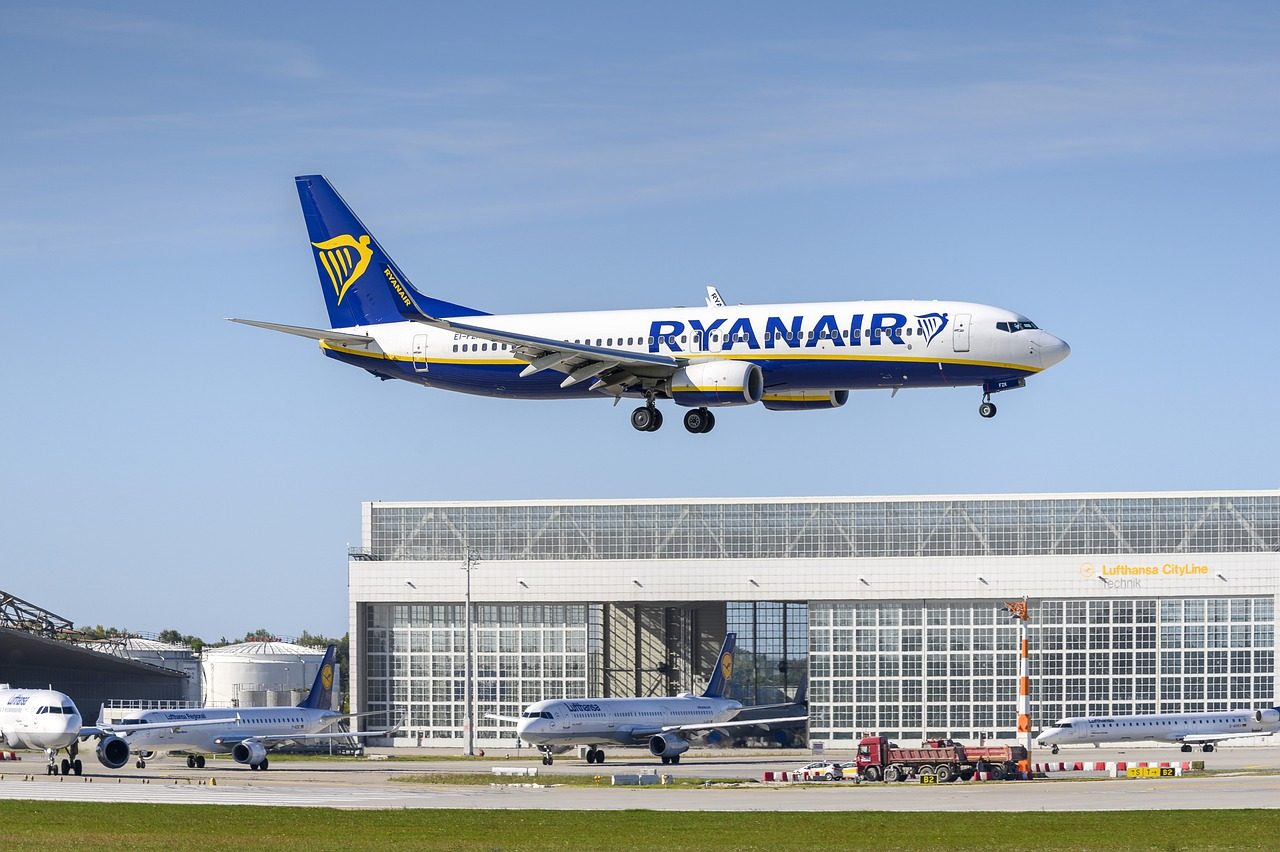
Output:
[
  {"xmin": 520, "ymin": 711, "xmax": 554, "ymax": 719},
  {"xmin": 38, "ymin": 706, "xmax": 63, "ymax": 714},
  {"xmin": 62, "ymin": 705, "xmax": 76, "ymax": 714},
  {"xmin": 1055, "ymin": 721, "xmax": 1072, "ymax": 729},
  {"xmin": 997, "ymin": 321, "xmax": 1039, "ymax": 332}
]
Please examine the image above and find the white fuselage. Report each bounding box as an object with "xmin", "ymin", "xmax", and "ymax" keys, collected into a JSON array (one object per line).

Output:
[
  {"xmin": 515, "ymin": 695, "xmax": 742, "ymax": 748},
  {"xmin": 318, "ymin": 300, "xmax": 1069, "ymax": 401},
  {"xmin": 0, "ymin": 687, "xmax": 83, "ymax": 751},
  {"xmin": 1037, "ymin": 710, "xmax": 1279, "ymax": 747},
  {"xmin": 110, "ymin": 706, "xmax": 344, "ymax": 755}
]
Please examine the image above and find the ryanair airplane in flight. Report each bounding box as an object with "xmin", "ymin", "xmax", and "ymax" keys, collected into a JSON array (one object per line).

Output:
[{"xmin": 232, "ymin": 176, "xmax": 1070, "ymax": 433}]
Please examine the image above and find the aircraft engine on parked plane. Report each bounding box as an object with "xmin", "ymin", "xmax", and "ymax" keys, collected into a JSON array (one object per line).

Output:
[
  {"xmin": 232, "ymin": 740, "xmax": 268, "ymax": 767},
  {"xmin": 761, "ymin": 389, "xmax": 849, "ymax": 411},
  {"xmin": 95, "ymin": 736, "xmax": 131, "ymax": 769},
  {"xmin": 1256, "ymin": 709, "xmax": 1280, "ymax": 725},
  {"xmin": 668, "ymin": 361, "xmax": 763, "ymax": 407},
  {"xmin": 648, "ymin": 733, "xmax": 690, "ymax": 758}
]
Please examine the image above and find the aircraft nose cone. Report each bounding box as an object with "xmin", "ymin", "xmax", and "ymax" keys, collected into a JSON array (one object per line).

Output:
[{"xmin": 1041, "ymin": 334, "xmax": 1070, "ymax": 368}]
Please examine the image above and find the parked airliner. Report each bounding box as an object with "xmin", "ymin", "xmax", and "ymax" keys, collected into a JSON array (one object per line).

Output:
[
  {"xmin": 1037, "ymin": 707, "xmax": 1280, "ymax": 753},
  {"xmin": 89, "ymin": 646, "xmax": 395, "ymax": 770},
  {"xmin": 231, "ymin": 175, "xmax": 1070, "ymax": 433},
  {"xmin": 485, "ymin": 634, "xmax": 805, "ymax": 765}
]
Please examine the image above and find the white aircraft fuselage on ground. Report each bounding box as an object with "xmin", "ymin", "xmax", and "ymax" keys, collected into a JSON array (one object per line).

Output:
[
  {"xmin": 1037, "ymin": 707, "xmax": 1280, "ymax": 753},
  {"xmin": 489, "ymin": 634, "xmax": 805, "ymax": 765},
  {"xmin": 0, "ymin": 686, "xmax": 82, "ymax": 753},
  {"xmin": 232, "ymin": 175, "xmax": 1070, "ymax": 433}
]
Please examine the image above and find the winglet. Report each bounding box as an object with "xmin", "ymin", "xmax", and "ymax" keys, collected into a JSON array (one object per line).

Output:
[{"xmin": 702, "ymin": 633, "xmax": 736, "ymax": 699}]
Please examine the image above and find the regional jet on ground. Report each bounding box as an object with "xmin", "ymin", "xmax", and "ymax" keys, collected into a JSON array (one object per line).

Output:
[
  {"xmin": 485, "ymin": 634, "xmax": 805, "ymax": 765},
  {"xmin": 88, "ymin": 646, "xmax": 395, "ymax": 770},
  {"xmin": 1037, "ymin": 707, "xmax": 1280, "ymax": 753},
  {"xmin": 231, "ymin": 175, "xmax": 1070, "ymax": 433}
]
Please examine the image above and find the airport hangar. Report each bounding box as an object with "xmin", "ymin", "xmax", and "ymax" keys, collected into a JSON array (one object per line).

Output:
[{"xmin": 347, "ymin": 491, "xmax": 1280, "ymax": 748}]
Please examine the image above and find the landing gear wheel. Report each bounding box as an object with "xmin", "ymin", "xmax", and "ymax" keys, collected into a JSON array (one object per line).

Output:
[
  {"xmin": 670, "ymin": 755, "xmax": 680, "ymax": 765},
  {"xmin": 660, "ymin": 755, "xmax": 670, "ymax": 765},
  {"xmin": 73, "ymin": 759, "xmax": 82, "ymax": 776},
  {"xmin": 631, "ymin": 406, "xmax": 663, "ymax": 432},
  {"xmin": 196, "ymin": 755, "xmax": 206, "ymax": 768},
  {"xmin": 979, "ymin": 401, "xmax": 997, "ymax": 418},
  {"xmin": 250, "ymin": 763, "xmax": 259, "ymax": 771},
  {"xmin": 187, "ymin": 755, "xmax": 196, "ymax": 768},
  {"xmin": 260, "ymin": 757, "xmax": 269, "ymax": 770},
  {"xmin": 136, "ymin": 759, "xmax": 146, "ymax": 769},
  {"xmin": 1202, "ymin": 744, "xmax": 1215, "ymax": 753},
  {"xmin": 683, "ymin": 408, "xmax": 714, "ymax": 434},
  {"xmin": 61, "ymin": 758, "xmax": 71, "ymax": 776},
  {"xmin": 1180, "ymin": 744, "xmax": 1192, "ymax": 753},
  {"xmin": 595, "ymin": 749, "xmax": 605, "ymax": 764},
  {"xmin": 1051, "ymin": 744, "xmax": 1059, "ymax": 755}
]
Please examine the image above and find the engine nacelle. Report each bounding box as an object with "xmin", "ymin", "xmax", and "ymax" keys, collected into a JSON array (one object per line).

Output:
[
  {"xmin": 96, "ymin": 735, "xmax": 131, "ymax": 769},
  {"xmin": 648, "ymin": 733, "xmax": 690, "ymax": 758},
  {"xmin": 232, "ymin": 740, "xmax": 268, "ymax": 767},
  {"xmin": 761, "ymin": 390, "xmax": 849, "ymax": 411},
  {"xmin": 1256, "ymin": 709, "xmax": 1280, "ymax": 725},
  {"xmin": 669, "ymin": 360, "xmax": 763, "ymax": 407}
]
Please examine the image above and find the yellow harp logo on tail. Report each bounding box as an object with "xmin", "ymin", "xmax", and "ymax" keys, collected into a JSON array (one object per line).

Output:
[
  {"xmin": 312, "ymin": 234, "xmax": 373, "ymax": 305},
  {"xmin": 320, "ymin": 664, "xmax": 334, "ymax": 690}
]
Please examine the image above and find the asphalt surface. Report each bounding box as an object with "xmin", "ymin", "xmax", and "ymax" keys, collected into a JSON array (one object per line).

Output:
[{"xmin": 1, "ymin": 745, "xmax": 1278, "ymax": 811}]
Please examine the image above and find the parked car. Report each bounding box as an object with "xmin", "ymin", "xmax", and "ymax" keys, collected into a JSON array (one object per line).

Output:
[{"xmin": 793, "ymin": 760, "xmax": 843, "ymax": 780}]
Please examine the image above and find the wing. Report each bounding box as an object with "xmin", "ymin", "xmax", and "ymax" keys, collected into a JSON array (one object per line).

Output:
[
  {"xmin": 483, "ymin": 713, "xmax": 523, "ymax": 724},
  {"xmin": 228, "ymin": 318, "xmax": 378, "ymax": 347},
  {"xmin": 660, "ymin": 715, "xmax": 808, "ymax": 736},
  {"xmin": 1178, "ymin": 731, "xmax": 1275, "ymax": 744},
  {"xmin": 215, "ymin": 726, "xmax": 398, "ymax": 747},
  {"xmin": 81, "ymin": 717, "xmax": 231, "ymax": 738},
  {"xmin": 406, "ymin": 313, "xmax": 682, "ymax": 397}
]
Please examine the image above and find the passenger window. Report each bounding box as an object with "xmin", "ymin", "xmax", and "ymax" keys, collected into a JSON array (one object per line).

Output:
[
  {"xmin": 452, "ymin": 345, "xmax": 458, "ymax": 352},
  {"xmin": 905, "ymin": 328, "xmax": 912, "ymax": 336}
]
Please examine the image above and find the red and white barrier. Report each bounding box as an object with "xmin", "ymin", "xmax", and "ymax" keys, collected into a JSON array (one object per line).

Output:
[
  {"xmin": 0, "ymin": 751, "xmax": 20, "ymax": 761},
  {"xmin": 1032, "ymin": 760, "xmax": 1192, "ymax": 773}
]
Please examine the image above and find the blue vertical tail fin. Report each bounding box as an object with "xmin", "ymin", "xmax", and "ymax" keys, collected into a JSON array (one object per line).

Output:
[
  {"xmin": 297, "ymin": 645, "xmax": 338, "ymax": 710},
  {"xmin": 295, "ymin": 175, "xmax": 486, "ymax": 327},
  {"xmin": 702, "ymin": 633, "xmax": 736, "ymax": 699}
]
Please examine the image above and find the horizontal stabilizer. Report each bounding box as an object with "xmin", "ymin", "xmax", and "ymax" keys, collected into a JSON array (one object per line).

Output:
[{"xmin": 228, "ymin": 318, "xmax": 375, "ymax": 346}]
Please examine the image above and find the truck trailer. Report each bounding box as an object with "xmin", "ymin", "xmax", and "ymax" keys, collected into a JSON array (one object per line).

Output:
[{"xmin": 853, "ymin": 735, "xmax": 1028, "ymax": 782}]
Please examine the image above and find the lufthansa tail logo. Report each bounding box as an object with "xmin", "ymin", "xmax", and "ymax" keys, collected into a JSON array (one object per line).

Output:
[
  {"xmin": 719, "ymin": 652, "xmax": 733, "ymax": 682},
  {"xmin": 320, "ymin": 664, "xmax": 334, "ymax": 690},
  {"xmin": 312, "ymin": 234, "xmax": 373, "ymax": 305}
]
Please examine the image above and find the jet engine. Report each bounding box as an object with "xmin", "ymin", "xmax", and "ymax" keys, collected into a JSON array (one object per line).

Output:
[
  {"xmin": 232, "ymin": 740, "xmax": 268, "ymax": 767},
  {"xmin": 761, "ymin": 390, "xmax": 849, "ymax": 411},
  {"xmin": 96, "ymin": 735, "xmax": 131, "ymax": 769},
  {"xmin": 648, "ymin": 733, "xmax": 690, "ymax": 759},
  {"xmin": 1256, "ymin": 709, "xmax": 1280, "ymax": 725},
  {"xmin": 668, "ymin": 361, "xmax": 763, "ymax": 407}
]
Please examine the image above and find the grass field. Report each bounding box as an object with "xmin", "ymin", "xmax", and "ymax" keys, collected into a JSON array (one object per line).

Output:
[{"xmin": 3, "ymin": 801, "xmax": 1277, "ymax": 850}]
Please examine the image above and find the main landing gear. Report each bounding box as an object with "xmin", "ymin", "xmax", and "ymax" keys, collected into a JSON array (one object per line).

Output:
[
  {"xmin": 630, "ymin": 404, "xmax": 663, "ymax": 432},
  {"xmin": 660, "ymin": 754, "xmax": 681, "ymax": 765},
  {"xmin": 46, "ymin": 743, "xmax": 83, "ymax": 776},
  {"xmin": 185, "ymin": 754, "xmax": 207, "ymax": 768},
  {"xmin": 585, "ymin": 747, "xmax": 606, "ymax": 764},
  {"xmin": 682, "ymin": 408, "xmax": 715, "ymax": 434},
  {"xmin": 631, "ymin": 402, "xmax": 717, "ymax": 434}
]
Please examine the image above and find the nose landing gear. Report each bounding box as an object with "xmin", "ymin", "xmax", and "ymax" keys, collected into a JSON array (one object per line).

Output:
[{"xmin": 979, "ymin": 396, "xmax": 997, "ymax": 419}]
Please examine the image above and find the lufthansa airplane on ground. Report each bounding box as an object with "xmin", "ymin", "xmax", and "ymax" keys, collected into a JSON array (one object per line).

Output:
[
  {"xmin": 1, "ymin": 685, "xmax": 226, "ymax": 775},
  {"xmin": 231, "ymin": 175, "xmax": 1070, "ymax": 433},
  {"xmin": 1037, "ymin": 707, "xmax": 1280, "ymax": 753},
  {"xmin": 90, "ymin": 646, "xmax": 395, "ymax": 771},
  {"xmin": 485, "ymin": 634, "xmax": 806, "ymax": 765}
]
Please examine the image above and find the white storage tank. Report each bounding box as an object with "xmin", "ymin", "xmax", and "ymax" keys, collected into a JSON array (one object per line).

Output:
[{"xmin": 201, "ymin": 642, "xmax": 337, "ymax": 709}]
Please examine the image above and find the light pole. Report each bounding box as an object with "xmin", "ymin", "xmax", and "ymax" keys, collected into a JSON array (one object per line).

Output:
[{"xmin": 462, "ymin": 547, "xmax": 480, "ymax": 756}]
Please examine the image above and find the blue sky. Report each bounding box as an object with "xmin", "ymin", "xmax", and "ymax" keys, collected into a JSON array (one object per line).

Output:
[{"xmin": 2, "ymin": 2, "xmax": 1277, "ymax": 640}]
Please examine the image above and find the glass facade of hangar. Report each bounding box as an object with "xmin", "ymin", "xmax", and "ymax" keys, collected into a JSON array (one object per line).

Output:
[
  {"xmin": 367, "ymin": 495, "xmax": 1280, "ymax": 562},
  {"xmin": 726, "ymin": 602, "xmax": 809, "ymax": 705},
  {"xmin": 809, "ymin": 597, "xmax": 1276, "ymax": 742},
  {"xmin": 362, "ymin": 603, "xmax": 589, "ymax": 739}
]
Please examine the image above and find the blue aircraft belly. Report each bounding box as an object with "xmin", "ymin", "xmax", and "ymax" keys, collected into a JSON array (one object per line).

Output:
[{"xmin": 324, "ymin": 349, "xmax": 1030, "ymax": 399}]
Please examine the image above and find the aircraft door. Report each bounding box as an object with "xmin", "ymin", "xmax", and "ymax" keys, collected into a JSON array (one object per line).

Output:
[
  {"xmin": 952, "ymin": 314, "xmax": 971, "ymax": 353},
  {"xmin": 411, "ymin": 334, "xmax": 429, "ymax": 373}
]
